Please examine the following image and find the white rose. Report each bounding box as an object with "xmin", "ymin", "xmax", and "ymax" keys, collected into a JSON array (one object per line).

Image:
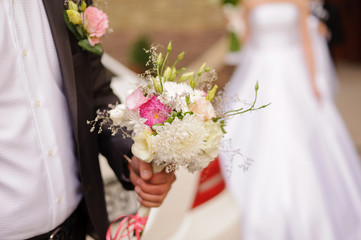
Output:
[
  {"xmin": 131, "ymin": 127, "xmax": 154, "ymax": 163},
  {"xmin": 109, "ymin": 104, "xmax": 126, "ymax": 126},
  {"xmin": 203, "ymin": 120, "xmax": 224, "ymax": 159}
]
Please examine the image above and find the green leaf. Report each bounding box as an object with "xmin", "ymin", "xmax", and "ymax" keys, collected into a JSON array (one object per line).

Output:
[
  {"xmin": 213, "ymin": 117, "xmax": 221, "ymax": 122},
  {"xmin": 165, "ymin": 117, "xmax": 174, "ymax": 124},
  {"xmin": 63, "ymin": 11, "xmax": 81, "ymax": 40},
  {"xmin": 185, "ymin": 95, "xmax": 190, "ymax": 106},
  {"xmin": 75, "ymin": 25, "xmax": 86, "ymax": 39},
  {"xmin": 151, "ymin": 123, "xmax": 164, "ymax": 133},
  {"xmin": 78, "ymin": 39, "xmax": 103, "ymax": 55},
  {"xmin": 178, "ymin": 112, "xmax": 185, "ymax": 120}
]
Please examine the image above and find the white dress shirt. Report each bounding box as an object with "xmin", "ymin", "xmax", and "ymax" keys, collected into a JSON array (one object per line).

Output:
[{"xmin": 0, "ymin": 0, "xmax": 82, "ymax": 239}]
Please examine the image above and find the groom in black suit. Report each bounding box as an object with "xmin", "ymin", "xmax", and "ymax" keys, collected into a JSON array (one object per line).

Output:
[{"xmin": 0, "ymin": 0, "xmax": 175, "ymax": 239}]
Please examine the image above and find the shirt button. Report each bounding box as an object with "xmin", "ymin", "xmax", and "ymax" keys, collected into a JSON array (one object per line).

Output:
[
  {"xmin": 48, "ymin": 150, "xmax": 54, "ymax": 157},
  {"xmin": 35, "ymin": 100, "xmax": 40, "ymax": 107},
  {"xmin": 22, "ymin": 49, "xmax": 27, "ymax": 56},
  {"xmin": 57, "ymin": 197, "xmax": 62, "ymax": 204}
]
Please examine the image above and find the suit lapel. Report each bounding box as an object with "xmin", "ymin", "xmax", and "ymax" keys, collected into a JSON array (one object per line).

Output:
[{"xmin": 42, "ymin": 0, "xmax": 79, "ymax": 143}]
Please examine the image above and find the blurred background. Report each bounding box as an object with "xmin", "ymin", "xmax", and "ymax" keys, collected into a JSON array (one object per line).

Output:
[
  {"xmin": 95, "ymin": 0, "xmax": 361, "ymax": 150},
  {"xmin": 92, "ymin": 0, "xmax": 361, "ymax": 239}
]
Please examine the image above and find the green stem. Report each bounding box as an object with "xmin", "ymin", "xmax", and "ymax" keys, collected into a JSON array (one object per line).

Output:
[
  {"xmin": 225, "ymin": 87, "xmax": 271, "ymax": 117},
  {"xmin": 225, "ymin": 88, "xmax": 259, "ymax": 115},
  {"xmin": 172, "ymin": 59, "xmax": 179, "ymax": 68},
  {"xmin": 224, "ymin": 107, "xmax": 244, "ymax": 115},
  {"xmin": 161, "ymin": 51, "xmax": 170, "ymax": 77}
]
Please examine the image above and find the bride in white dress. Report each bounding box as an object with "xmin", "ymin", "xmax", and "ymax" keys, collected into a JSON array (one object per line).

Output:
[{"xmin": 219, "ymin": 0, "xmax": 361, "ymax": 239}]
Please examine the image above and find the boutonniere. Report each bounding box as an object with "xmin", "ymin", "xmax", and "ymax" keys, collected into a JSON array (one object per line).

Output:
[{"xmin": 64, "ymin": 0, "xmax": 109, "ymax": 55}]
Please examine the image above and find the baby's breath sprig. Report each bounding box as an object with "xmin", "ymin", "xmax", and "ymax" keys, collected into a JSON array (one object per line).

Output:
[
  {"xmin": 87, "ymin": 108, "xmax": 110, "ymax": 134},
  {"xmin": 87, "ymin": 104, "xmax": 130, "ymax": 138}
]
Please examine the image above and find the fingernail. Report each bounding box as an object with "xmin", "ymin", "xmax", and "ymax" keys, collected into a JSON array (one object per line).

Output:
[
  {"xmin": 142, "ymin": 170, "xmax": 151, "ymax": 179},
  {"xmin": 138, "ymin": 196, "xmax": 143, "ymax": 202},
  {"xmin": 137, "ymin": 179, "xmax": 141, "ymax": 185},
  {"xmin": 134, "ymin": 186, "xmax": 140, "ymax": 193}
]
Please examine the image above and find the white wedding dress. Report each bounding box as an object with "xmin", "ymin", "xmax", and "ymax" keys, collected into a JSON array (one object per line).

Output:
[
  {"xmin": 308, "ymin": 15, "xmax": 339, "ymax": 100},
  {"xmin": 219, "ymin": 3, "xmax": 361, "ymax": 240}
]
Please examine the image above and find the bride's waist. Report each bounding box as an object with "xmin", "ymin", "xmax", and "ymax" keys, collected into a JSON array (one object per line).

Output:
[{"xmin": 248, "ymin": 36, "xmax": 301, "ymax": 50}]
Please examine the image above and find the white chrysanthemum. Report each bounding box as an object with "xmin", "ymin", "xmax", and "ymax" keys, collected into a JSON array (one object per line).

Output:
[
  {"xmin": 184, "ymin": 121, "xmax": 222, "ymax": 172},
  {"xmin": 152, "ymin": 114, "xmax": 208, "ymax": 166},
  {"xmin": 160, "ymin": 82, "xmax": 204, "ymax": 112}
]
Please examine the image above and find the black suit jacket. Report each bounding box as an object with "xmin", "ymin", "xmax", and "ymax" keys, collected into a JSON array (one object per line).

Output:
[
  {"xmin": 322, "ymin": 2, "xmax": 344, "ymax": 45},
  {"xmin": 42, "ymin": 1, "xmax": 134, "ymax": 239}
]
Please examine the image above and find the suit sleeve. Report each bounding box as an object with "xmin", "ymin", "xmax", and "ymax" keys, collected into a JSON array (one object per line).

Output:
[{"xmin": 90, "ymin": 52, "xmax": 134, "ymax": 190}]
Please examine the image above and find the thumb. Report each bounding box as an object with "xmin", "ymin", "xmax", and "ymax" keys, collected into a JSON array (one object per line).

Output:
[{"xmin": 139, "ymin": 160, "xmax": 153, "ymax": 181}]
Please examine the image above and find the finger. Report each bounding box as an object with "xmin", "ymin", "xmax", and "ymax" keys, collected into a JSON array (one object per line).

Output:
[
  {"xmin": 130, "ymin": 168, "xmax": 175, "ymax": 189},
  {"xmin": 138, "ymin": 173, "xmax": 176, "ymax": 195},
  {"xmin": 130, "ymin": 156, "xmax": 140, "ymax": 176},
  {"xmin": 135, "ymin": 186, "xmax": 166, "ymax": 208},
  {"xmin": 137, "ymin": 196, "xmax": 164, "ymax": 208},
  {"xmin": 129, "ymin": 165, "xmax": 141, "ymax": 187},
  {"xmin": 137, "ymin": 178, "xmax": 172, "ymax": 195},
  {"xmin": 139, "ymin": 160, "xmax": 153, "ymax": 181},
  {"xmin": 148, "ymin": 172, "xmax": 176, "ymax": 185}
]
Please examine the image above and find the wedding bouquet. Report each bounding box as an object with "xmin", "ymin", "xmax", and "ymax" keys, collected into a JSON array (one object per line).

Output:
[{"xmin": 89, "ymin": 42, "xmax": 268, "ymax": 239}]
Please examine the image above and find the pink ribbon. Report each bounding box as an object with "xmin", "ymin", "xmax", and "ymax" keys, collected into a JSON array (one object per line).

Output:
[{"xmin": 106, "ymin": 213, "xmax": 148, "ymax": 240}]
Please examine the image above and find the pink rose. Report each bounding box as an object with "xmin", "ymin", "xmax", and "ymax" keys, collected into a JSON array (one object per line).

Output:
[
  {"xmin": 83, "ymin": 6, "xmax": 109, "ymax": 46},
  {"xmin": 139, "ymin": 96, "xmax": 172, "ymax": 127},
  {"xmin": 190, "ymin": 97, "xmax": 216, "ymax": 120},
  {"xmin": 126, "ymin": 88, "xmax": 151, "ymax": 111}
]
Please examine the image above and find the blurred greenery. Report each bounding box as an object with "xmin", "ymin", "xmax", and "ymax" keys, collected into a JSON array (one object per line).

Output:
[
  {"xmin": 229, "ymin": 31, "xmax": 242, "ymax": 52},
  {"xmin": 221, "ymin": 0, "xmax": 240, "ymax": 6},
  {"xmin": 128, "ymin": 35, "xmax": 152, "ymax": 73}
]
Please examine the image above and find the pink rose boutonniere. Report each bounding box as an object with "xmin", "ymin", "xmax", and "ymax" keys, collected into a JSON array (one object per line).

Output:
[{"xmin": 64, "ymin": 0, "xmax": 108, "ymax": 55}]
